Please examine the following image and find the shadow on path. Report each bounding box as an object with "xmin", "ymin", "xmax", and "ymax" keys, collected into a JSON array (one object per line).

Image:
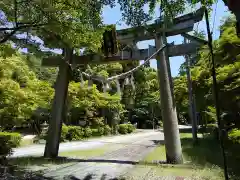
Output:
[
  {"xmin": 8, "ymin": 156, "xmax": 139, "ymax": 165},
  {"xmin": 0, "ymin": 171, "xmax": 126, "ymax": 180}
]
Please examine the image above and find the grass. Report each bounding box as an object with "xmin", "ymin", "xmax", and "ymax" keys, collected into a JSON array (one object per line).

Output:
[
  {"xmin": 8, "ymin": 145, "xmax": 117, "ymax": 169},
  {"xmin": 20, "ymin": 138, "xmax": 34, "ymax": 147},
  {"xmin": 137, "ymin": 133, "xmax": 228, "ymax": 180},
  {"xmin": 143, "ymin": 145, "xmax": 166, "ymax": 162},
  {"xmin": 59, "ymin": 146, "xmax": 111, "ymax": 158}
]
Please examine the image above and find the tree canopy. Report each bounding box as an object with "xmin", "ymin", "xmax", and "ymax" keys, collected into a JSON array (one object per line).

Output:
[{"xmin": 0, "ymin": 0, "xmax": 239, "ymax": 132}]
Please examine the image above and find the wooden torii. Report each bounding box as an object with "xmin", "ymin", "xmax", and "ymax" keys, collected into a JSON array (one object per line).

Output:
[{"xmin": 42, "ymin": 8, "xmax": 205, "ymax": 162}]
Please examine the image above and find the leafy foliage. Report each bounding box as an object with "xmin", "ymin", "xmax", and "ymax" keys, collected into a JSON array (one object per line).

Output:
[
  {"xmin": 228, "ymin": 129, "xmax": 240, "ymax": 144},
  {"xmin": 0, "ymin": 132, "xmax": 21, "ymax": 157},
  {"xmin": 0, "ymin": 53, "xmax": 54, "ymax": 128},
  {"xmin": 175, "ymin": 16, "xmax": 240, "ymax": 128},
  {"xmin": 118, "ymin": 123, "xmax": 135, "ymax": 134},
  {"xmin": 1, "ymin": 0, "xmax": 112, "ymax": 52}
]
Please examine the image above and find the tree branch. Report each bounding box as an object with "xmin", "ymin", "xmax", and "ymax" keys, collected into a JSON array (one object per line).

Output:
[
  {"xmin": 0, "ymin": 30, "xmax": 17, "ymax": 43},
  {"xmin": 0, "ymin": 23, "xmax": 46, "ymax": 31},
  {"xmin": 0, "ymin": 23, "xmax": 46, "ymax": 44}
]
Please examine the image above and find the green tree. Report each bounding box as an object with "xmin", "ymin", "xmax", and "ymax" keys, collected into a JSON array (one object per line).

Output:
[
  {"xmin": 176, "ymin": 15, "xmax": 240, "ymax": 128},
  {"xmin": 0, "ymin": 53, "xmax": 54, "ymax": 129}
]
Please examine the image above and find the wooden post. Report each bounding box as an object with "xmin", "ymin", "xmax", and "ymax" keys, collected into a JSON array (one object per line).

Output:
[
  {"xmin": 185, "ymin": 55, "xmax": 198, "ymax": 143},
  {"xmin": 44, "ymin": 48, "xmax": 73, "ymax": 158},
  {"xmin": 184, "ymin": 37, "xmax": 198, "ymax": 143},
  {"xmin": 155, "ymin": 32, "xmax": 183, "ymax": 164}
]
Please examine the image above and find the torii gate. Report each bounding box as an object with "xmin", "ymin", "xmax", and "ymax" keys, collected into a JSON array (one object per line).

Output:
[{"xmin": 42, "ymin": 8, "xmax": 205, "ymax": 163}]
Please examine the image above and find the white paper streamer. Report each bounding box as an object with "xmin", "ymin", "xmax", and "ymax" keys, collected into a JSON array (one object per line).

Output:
[
  {"xmin": 116, "ymin": 79, "xmax": 121, "ymax": 96},
  {"xmin": 124, "ymin": 77, "xmax": 130, "ymax": 86},
  {"xmin": 80, "ymin": 72, "xmax": 84, "ymax": 88},
  {"xmin": 130, "ymin": 74, "xmax": 135, "ymax": 90},
  {"xmin": 88, "ymin": 79, "xmax": 93, "ymax": 89}
]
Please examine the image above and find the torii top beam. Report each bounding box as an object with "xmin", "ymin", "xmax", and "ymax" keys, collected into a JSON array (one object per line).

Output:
[
  {"xmin": 117, "ymin": 8, "xmax": 204, "ymax": 44},
  {"xmin": 42, "ymin": 8, "xmax": 205, "ymax": 67}
]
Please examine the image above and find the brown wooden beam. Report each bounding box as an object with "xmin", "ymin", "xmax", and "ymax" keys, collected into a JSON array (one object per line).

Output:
[{"xmin": 42, "ymin": 43, "xmax": 200, "ymax": 67}]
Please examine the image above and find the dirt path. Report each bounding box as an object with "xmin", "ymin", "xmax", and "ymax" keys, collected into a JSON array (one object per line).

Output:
[{"xmin": 42, "ymin": 131, "xmax": 164, "ymax": 180}]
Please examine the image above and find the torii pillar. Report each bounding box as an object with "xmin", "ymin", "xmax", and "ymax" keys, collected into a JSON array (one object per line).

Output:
[
  {"xmin": 155, "ymin": 32, "xmax": 183, "ymax": 164},
  {"xmin": 44, "ymin": 48, "xmax": 73, "ymax": 158}
]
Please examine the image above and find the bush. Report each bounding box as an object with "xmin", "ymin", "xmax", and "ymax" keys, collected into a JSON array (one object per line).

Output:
[
  {"xmin": 103, "ymin": 125, "xmax": 111, "ymax": 135},
  {"xmin": 159, "ymin": 121, "xmax": 163, "ymax": 127},
  {"xmin": 205, "ymin": 124, "xmax": 219, "ymax": 139},
  {"xmin": 118, "ymin": 124, "xmax": 128, "ymax": 134},
  {"xmin": 126, "ymin": 123, "xmax": 135, "ymax": 133},
  {"xmin": 66, "ymin": 126, "xmax": 84, "ymax": 141},
  {"xmin": 0, "ymin": 132, "xmax": 21, "ymax": 157},
  {"xmin": 97, "ymin": 126, "xmax": 104, "ymax": 136},
  {"xmin": 228, "ymin": 128, "xmax": 240, "ymax": 144},
  {"xmin": 84, "ymin": 127, "xmax": 92, "ymax": 138},
  {"xmin": 61, "ymin": 125, "xmax": 69, "ymax": 142},
  {"xmin": 92, "ymin": 128, "xmax": 100, "ymax": 137},
  {"xmin": 206, "ymin": 123, "xmax": 218, "ymax": 133}
]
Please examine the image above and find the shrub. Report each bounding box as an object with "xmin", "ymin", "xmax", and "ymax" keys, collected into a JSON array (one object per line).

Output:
[
  {"xmin": 97, "ymin": 126, "xmax": 104, "ymax": 136},
  {"xmin": 228, "ymin": 128, "xmax": 240, "ymax": 144},
  {"xmin": 91, "ymin": 129, "xmax": 99, "ymax": 136},
  {"xmin": 61, "ymin": 124, "xmax": 69, "ymax": 142},
  {"xmin": 126, "ymin": 123, "xmax": 135, "ymax": 133},
  {"xmin": 0, "ymin": 132, "xmax": 21, "ymax": 157},
  {"xmin": 205, "ymin": 124, "xmax": 219, "ymax": 140},
  {"xmin": 206, "ymin": 123, "xmax": 218, "ymax": 134},
  {"xmin": 118, "ymin": 124, "xmax": 128, "ymax": 134},
  {"xmin": 159, "ymin": 121, "xmax": 163, "ymax": 127},
  {"xmin": 84, "ymin": 127, "xmax": 92, "ymax": 138},
  {"xmin": 41, "ymin": 124, "xmax": 69, "ymax": 142},
  {"xmin": 66, "ymin": 126, "xmax": 84, "ymax": 141},
  {"xmin": 103, "ymin": 125, "xmax": 111, "ymax": 135}
]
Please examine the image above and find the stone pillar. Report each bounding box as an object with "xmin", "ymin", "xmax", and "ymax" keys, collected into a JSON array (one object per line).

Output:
[
  {"xmin": 155, "ymin": 32, "xmax": 183, "ymax": 164},
  {"xmin": 44, "ymin": 48, "xmax": 73, "ymax": 158}
]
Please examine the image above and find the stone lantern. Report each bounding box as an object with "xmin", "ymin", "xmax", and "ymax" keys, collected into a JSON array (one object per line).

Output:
[{"xmin": 40, "ymin": 121, "xmax": 49, "ymax": 137}]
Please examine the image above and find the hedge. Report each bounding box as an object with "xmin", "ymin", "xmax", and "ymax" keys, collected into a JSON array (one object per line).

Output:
[
  {"xmin": 103, "ymin": 125, "xmax": 111, "ymax": 135},
  {"xmin": 43, "ymin": 124, "xmax": 135, "ymax": 142},
  {"xmin": 66, "ymin": 126, "xmax": 84, "ymax": 141},
  {"xmin": 0, "ymin": 132, "xmax": 21, "ymax": 157},
  {"xmin": 118, "ymin": 123, "xmax": 135, "ymax": 134},
  {"xmin": 84, "ymin": 127, "xmax": 92, "ymax": 138},
  {"xmin": 127, "ymin": 123, "xmax": 135, "ymax": 133},
  {"xmin": 59, "ymin": 125, "xmax": 116, "ymax": 141}
]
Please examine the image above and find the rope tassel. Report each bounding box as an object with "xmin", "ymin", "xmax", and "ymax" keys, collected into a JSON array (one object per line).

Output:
[
  {"xmin": 130, "ymin": 74, "xmax": 135, "ymax": 90},
  {"xmin": 116, "ymin": 79, "xmax": 121, "ymax": 96},
  {"xmin": 88, "ymin": 79, "xmax": 93, "ymax": 89},
  {"xmin": 124, "ymin": 77, "xmax": 130, "ymax": 86},
  {"xmin": 80, "ymin": 72, "xmax": 84, "ymax": 88},
  {"xmin": 105, "ymin": 82, "xmax": 111, "ymax": 91},
  {"xmin": 102, "ymin": 81, "xmax": 107, "ymax": 94}
]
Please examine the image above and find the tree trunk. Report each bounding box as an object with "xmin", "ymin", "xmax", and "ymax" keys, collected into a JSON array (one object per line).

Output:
[{"xmin": 155, "ymin": 33, "xmax": 183, "ymax": 164}]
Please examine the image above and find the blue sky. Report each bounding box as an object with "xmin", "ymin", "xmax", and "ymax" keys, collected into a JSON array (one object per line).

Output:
[{"xmin": 102, "ymin": 1, "xmax": 230, "ymax": 77}]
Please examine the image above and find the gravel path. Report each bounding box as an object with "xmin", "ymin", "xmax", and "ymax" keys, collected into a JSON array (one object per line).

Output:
[
  {"xmin": 12, "ymin": 130, "xmax": 160, "ymax": 157},
  {"xmin": 42, "ymin": 131, "xmax": 164, "ymax": 180}
]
